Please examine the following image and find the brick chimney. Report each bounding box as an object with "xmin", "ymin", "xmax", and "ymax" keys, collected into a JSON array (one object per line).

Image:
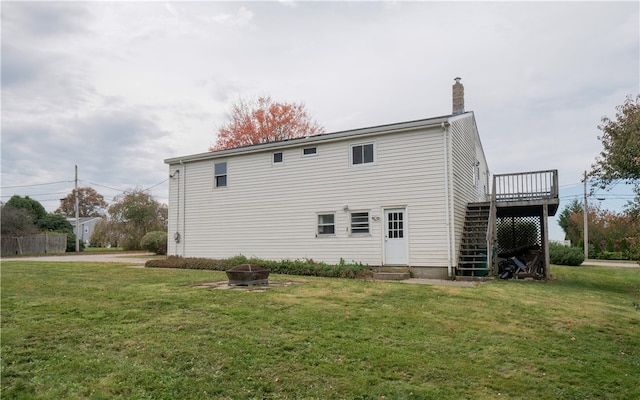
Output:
[{"xmin": 452, "ymin": 77, "xmax": 464, "ymax": 115}]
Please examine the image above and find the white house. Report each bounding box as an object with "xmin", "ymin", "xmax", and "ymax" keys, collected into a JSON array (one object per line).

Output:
[
  {"xmin": 165, "ymin": 80, "xmax": 496, "ymax": 279},
  {"xmin": 66, "ymin": 216, "xmax": 103, "ymax": 246}
]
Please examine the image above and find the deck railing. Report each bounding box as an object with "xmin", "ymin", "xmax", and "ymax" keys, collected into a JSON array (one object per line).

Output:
[{"xmin": 493, "ymin": 170, "xmax": 558, "ymax": 203}]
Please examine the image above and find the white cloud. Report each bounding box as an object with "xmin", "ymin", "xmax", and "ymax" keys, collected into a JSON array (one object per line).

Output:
[
  {"xmin": 206, "ymin": 6, "xmax": 255, "ymax": 28},
  {"xmin": 1, "ymin": 1, "xmax": 638, "ymax": 239}
]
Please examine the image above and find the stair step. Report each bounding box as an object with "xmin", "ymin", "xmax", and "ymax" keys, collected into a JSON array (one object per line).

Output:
[
  {"xmin": 458, "ymin": 260, "xmax": 488, "ymax": 264},
  {"xmin": 372, "ymin": 272, "xmax": 410, "ymax": 281},
  {"xmin": 375, "ymin": 266, "xmax": 410, "ymax": 273}
]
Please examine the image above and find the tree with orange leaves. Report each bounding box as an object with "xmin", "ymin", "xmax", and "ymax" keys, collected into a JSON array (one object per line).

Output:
[{"xmin": 209, "ymin": 96, "xmax": 325, "ymax": 151}]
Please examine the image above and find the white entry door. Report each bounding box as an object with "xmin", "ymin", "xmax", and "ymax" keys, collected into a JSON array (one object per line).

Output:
[{"xmin": 384, "ymin": 208, "xmax": 407, "ymax": 265}]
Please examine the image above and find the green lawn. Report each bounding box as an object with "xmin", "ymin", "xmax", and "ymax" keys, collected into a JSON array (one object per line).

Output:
[{"xmin": 2, "ymin": 262, "xmax": 639, "ymax": 399}]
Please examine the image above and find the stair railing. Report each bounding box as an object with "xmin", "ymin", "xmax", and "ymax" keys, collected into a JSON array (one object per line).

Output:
[{"xmin": 486, "ymin": 175, "xmax": 498, "ymax": 273}]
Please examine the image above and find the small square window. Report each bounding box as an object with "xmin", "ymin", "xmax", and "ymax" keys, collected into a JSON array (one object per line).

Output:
[
  {"xmin": 350, "ymin": 212, "xmax": 370, "ymax": 234},
  {"xmin": 273, "ymin": 152, "xmax": 283, "ymax": 164},
  {"xmin": 214, "ymin": 162, "xmax": 227, "ymax": 188},
  {"xmin": 351, "ymin": 143, "xmax": 374, "ymax": 165},
  {"xmin": 317, "ymin": 214, "xmax": 335, "ymax": 236},
  {"xmin": 303, "ymin": 147, "xmax": 317, "ymax": 156}
]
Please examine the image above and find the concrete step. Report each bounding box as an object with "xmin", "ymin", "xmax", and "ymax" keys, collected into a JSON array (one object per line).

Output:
[{"xmin": 372, "ymin": 271, "xmax": 411, "ymax": 281}]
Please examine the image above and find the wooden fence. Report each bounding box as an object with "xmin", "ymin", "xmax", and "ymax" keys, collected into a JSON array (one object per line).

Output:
[{"xmin": 1, "ymin": 234, "xmax": 67, "ymax": 256}]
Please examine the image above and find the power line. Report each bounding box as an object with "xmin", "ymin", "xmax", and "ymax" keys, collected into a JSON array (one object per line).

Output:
[
  {"xmin": 0, "ymin": 180, "xmax": 72, "ymax": 189},
  {"xmin": 0, "ymin": 191, "xmax": 67, "ymax": 198},
  {"xmin": 79, "ymin": 180, "xmax": 127, "ymax": 192},
  {"xmin": 146, "ymin": 179, "xmax": 169, "ymax": 190},
  {"xmin": 80, "ymin": 179, "xmax": 169, "ymax": 193}
]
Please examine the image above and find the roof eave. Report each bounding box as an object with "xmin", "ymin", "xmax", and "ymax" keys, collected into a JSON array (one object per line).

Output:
[{"xmin": 164, "ymin": 114, "xmax": 458, "ymax": 165}]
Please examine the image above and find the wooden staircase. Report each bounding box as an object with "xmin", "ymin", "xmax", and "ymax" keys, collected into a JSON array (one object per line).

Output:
[{"xmin": 457, "ymin": 202, "xmax": 491, "ymax": 277}]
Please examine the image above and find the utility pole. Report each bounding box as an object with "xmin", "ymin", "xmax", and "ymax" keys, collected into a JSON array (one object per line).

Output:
[
  {"xmin": 75, "ymin": 165, "xmax": 80, "ymax": 253},
  {"xmin": 583, "ymin": 171, "xmax": 588, "ymax": 259}
]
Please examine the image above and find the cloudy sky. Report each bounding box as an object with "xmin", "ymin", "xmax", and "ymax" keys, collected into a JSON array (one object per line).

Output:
[{"xmin": 1, "ymin": 1, "xmax": 638, "ymax": 240}]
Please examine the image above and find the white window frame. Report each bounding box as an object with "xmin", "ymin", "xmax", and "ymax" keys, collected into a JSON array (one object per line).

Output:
[
  {"xmin": 350, "ymin": 142, "xmax": 376, "ymax": 166},
  {"xmin": 273, "ymin": 152, "xmax": 284, "ymax": 165},
  {"xmin": 350, "ymin": 211, "xmax": 370, "ymax": 235},
  {"xmin": 214, "ymin": 161, "xmax": 227, "ymax": 188},
  {"xmin": 303, "ymin": 147, "xmax": 318, "ymax": 157},
  {"xmin": 316, "ymin": 213, "xmax": 336, "ymax": 237}
]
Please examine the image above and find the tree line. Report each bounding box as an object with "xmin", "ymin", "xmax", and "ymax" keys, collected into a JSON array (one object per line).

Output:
[
  {"xmin": 1, "ymin": 188, "xmax": 167, "ymax": 252},
  {"xmin": 558, "ymin": 95, "xmax": 640, "ymax": 260}
]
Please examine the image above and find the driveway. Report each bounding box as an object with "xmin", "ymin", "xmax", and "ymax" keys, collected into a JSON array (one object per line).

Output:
[
  {"xmin": 581, "ymin": 259, "xmax": 639, "ymax": 268},
  {"xmin": 2, "ymin": 252, "xmax": 155, "ymax": 266}
]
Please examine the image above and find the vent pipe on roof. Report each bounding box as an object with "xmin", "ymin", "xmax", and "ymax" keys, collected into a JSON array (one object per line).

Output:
[{"xmin": 452, "ymin": 77, "xmax": 464, "ymax": 115}]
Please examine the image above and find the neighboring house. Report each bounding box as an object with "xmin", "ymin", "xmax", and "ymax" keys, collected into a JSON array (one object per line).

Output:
[
  {"xmin": 165, "ymin": 79, "xmax": 558, "ymax": 279},
  {"xmin": 66, "ymin": 217, "xmax": 103, "ymax": 246}
]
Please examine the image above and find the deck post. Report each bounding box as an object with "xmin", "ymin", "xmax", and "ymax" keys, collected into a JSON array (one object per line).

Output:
[{"xmin": 542, "ymin": 203, "xmax": 550, "ymax": 279}]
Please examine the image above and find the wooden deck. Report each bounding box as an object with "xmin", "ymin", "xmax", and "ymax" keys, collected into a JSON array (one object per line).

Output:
[{"xmin": 457, "ymin": 170, "xmax": 559, "ymax": 279}]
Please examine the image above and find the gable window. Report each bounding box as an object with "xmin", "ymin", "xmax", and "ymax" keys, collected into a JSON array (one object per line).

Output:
[
  {"xmin": 317, "ymin": 214, "xmax": 335, "ymax": 236},
  {"xmin": 303, "ymin": 147, "xmax": 317, "ymax": 156},
  {"xmin": 351, "ymin": 143, "xmax": 374, "ymax": 165},
  {"xmin": 473, "ymin": 161, "xmax": 480, "ymax": 186},
  {"xmin": 350, "ymin": 212, "xmax": 370, "ymax": 234},
  {"xmin": 214, "ymin": 162, "xmax": 227, "ymax": 188},
  {"xmin": 273, "ymin": 152, "xmax": 283, "ymax": 164}
]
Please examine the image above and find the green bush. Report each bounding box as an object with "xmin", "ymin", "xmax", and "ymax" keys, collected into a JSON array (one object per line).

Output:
[
  {"xmin": 549, "ymin": 243, "xmax": 585, "ymax": 266},
  {"xmin": 65, "ymin": 232, "xmax": 85, "ymax": 252},
  {"xmin": 145, "ymin": 255, "xmax": 372, "ymax": 279},
  {"xmin": 597, "ymin": 251, "xmax": 626, "ymax": 260},
  {"xmin": 140, "ymin": 231, "xmax": 168, "ymax": 255}
]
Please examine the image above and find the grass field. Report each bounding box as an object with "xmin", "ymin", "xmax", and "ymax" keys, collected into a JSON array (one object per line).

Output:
[{"xmin": 2, "ymin": 262, "xmax": 639, "ymax": 399}]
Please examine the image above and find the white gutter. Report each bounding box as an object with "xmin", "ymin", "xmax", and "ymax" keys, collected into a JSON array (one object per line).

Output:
[{"xmin": 442, "ymin": 122, "xmax": 453, "ymax": 277}]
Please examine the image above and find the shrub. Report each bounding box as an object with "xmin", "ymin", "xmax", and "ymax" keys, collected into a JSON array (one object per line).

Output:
[
  {"xmin": 145, "ymin": 255, "xmax": 372, "ymax": 279},
  {"xmin": 597, "ymin": 251, "xmax": 626, "ymax": 260},
  {"xmin": 140, "ymin": 231, "xmax": 168, "ymax": 255},
  {"xmin": 65, "ymin": 232, "xmax": 85, "ymax": 252},
  {"xmin": 549, "ymin": 243, "xmax": 585, "ymax": 266}
]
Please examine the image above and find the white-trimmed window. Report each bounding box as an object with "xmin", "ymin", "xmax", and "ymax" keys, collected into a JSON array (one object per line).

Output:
[
  {"xmin": 350, "ymin": 211, "xmax": 370, "ymax": 234},
  {"xmin": 317, "ymin": 213, "xmax": 335, "ymax": 236},
  {"xmin": 214, "ymin": 162, "xmax": 227, "ymax": 188},
  {"xmin": 273, "ymin": 152, "xmax": 284, "ymax": 164},
  {"xmin": 303, "ymin": 147, "xmax": 317, "ymax": 156},
  {"xmin": 351, "ymin": 143, "xmax": 375, "ymax": 165}
]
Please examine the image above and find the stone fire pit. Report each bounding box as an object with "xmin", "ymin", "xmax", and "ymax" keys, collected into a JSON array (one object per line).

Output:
[{"xmin": 225, "ymin": 264, "xmax": 270, "ymax": 286}]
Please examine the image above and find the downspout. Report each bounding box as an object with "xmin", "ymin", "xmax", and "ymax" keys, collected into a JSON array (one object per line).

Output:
[
  {"xmin": 442, "ymin": 122, "xmax": 453, "ymax": 277},
  {"xmin": 180, "ymin": 160, "xmax": 186, "ymax": 256}
]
